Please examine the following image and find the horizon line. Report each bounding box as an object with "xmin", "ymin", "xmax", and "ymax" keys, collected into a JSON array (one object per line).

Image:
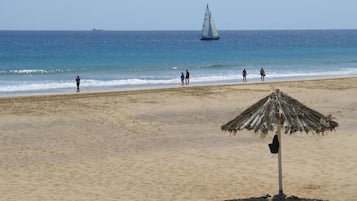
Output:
[{"xmin": 1, "ymin": 28, "xmax": 357, "ymax": 32}]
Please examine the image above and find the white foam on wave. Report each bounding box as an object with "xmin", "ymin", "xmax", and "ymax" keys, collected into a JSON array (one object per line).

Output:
[
  {"xmin": 264, "ymin": 67, "xmax": 357, "ymax": 79},
  {"xmin": 0, "ymin": 81, "xmax": 74, "ymax": 92},
  {"xmin": 1, "ymin": 67, "xmax": 357, "ymax": 94},
  {"xmin": 8, "ymin": 69, "xmax": 48, "ymax": 74},
  {"xmin": 0, "ymin": 78, "xmax": 180, "ymax": 93},
  {"xmin": 83, "ymin": 78, "xmax": 179, "ymax": 87},
  {"xmin": 0, "ymin": 68, "xmax": 78, "ymax": 75}
]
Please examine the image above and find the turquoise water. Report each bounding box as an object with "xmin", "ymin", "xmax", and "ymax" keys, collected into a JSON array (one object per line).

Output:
[{"xmin": 1, "ymin": 30, "xmax": 357, "ymax": 96}]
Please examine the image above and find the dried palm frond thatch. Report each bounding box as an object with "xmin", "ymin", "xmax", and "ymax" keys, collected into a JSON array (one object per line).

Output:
[{"xmin": 221, "ymin": 89, "xmax": 338, "ymax": 135}]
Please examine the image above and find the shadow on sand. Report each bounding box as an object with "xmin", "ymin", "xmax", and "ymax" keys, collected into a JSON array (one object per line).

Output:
[{"xmin": 224, "ymin": 195, "xmax": 327, "ymax": 201}]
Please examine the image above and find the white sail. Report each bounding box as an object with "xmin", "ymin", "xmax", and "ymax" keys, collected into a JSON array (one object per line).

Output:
[
  {"xmin": 201, "ymin": 5, "xmax": 211, "ymax": 37},
  {"xmin": 209, "ymin": 14, "xmax": 219, "ymax": 38},
  {"xmin": 201, "ymin": 4, "xmax": 219, "ymax": 40}
]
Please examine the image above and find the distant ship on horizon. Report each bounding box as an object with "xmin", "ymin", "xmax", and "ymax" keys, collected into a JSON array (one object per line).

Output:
[
  {"xmin": 92, "ymin": 28, "xmax": 103, "ymax": 31},
  {"xmin": 200, "ymin": 4, "xmax": 220, "ymax": 40}
]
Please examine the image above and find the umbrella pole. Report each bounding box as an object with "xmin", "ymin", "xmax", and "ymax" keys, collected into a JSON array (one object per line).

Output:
[{"xmin": 277, "ymin": 118, "xmax": 284, "ymax": 196}]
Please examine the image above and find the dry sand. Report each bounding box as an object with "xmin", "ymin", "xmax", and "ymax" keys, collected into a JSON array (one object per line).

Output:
[{"xmin": 0, "ymin": 77, "xmax": 356, "ymax": 201}]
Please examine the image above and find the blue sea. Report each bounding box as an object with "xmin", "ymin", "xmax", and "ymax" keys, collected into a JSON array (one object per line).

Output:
[{"xmin": 1, "ymin": 30, "xmax": 357, "ymax": 96}]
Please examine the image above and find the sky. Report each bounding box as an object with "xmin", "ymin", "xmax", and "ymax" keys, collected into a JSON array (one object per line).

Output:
[{"xmin": 1, "ymin": 0, "xmax": 357, "ymax": 31}]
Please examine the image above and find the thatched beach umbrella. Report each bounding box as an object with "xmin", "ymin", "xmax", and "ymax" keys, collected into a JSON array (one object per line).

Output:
[{"xmin": 221, "ymin": 89, "xmax": 338, "ymax": 199}]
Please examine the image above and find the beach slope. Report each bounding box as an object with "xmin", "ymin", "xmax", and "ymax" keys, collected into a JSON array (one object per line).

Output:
[{"xmin": 0, "ymin": 77, "xmax": 356, "ymax": 201}]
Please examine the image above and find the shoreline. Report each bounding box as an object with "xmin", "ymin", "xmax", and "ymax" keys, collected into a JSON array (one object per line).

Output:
[{"xmin": 1, "ymin": 75, "xmax": 356, "ymax": 99}]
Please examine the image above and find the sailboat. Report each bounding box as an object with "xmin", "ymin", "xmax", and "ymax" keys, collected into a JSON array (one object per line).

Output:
[{"xmin": 200, "ymin": 4, "xmax": 220, "ymax": 40}]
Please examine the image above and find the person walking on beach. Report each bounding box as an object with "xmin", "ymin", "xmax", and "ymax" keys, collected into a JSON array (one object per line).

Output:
[
  {"xmin": 185, "ymin": 69, "xmax": 190, "ymax": 85},
  {"xmin": 75, "ymin": 75, "xmax": 80, "ymax": 92},
  {"xmin": 242, "ymin": 69, "xmax": 247, "ymax": 82},
  {"xmin": 180, "ymin": 72, "xmax": 185, "ymax": 85},
  {"xmin": 260, "ymin": 67, "xmax": 266, "ymax": 81}
]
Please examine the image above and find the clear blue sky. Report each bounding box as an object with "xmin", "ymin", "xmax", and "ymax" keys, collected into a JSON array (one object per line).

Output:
[{"xmin": 1, "ymin": 0, "xmax": 357, "ymax": 30}]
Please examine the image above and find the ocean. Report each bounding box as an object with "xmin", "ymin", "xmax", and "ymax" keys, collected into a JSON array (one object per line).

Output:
[{"xmin": 1, "ymin": 30, "xmax": 357, "ymax": 96}]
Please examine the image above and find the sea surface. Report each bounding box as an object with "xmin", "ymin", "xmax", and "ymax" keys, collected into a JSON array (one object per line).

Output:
[{"xmin": 1, "ymin": 30, "xmax": 357, "ymax": 96}]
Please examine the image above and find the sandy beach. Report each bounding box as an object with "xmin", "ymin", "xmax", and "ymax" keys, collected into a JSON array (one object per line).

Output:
[{"xmin": 0, "ymin": 77, "xmax": 356, "ymax": 201}]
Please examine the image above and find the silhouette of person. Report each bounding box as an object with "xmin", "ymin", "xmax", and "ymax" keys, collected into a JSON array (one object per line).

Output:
[
  {"xmin": 185, "ymin": 69, "xmax": 190, "ymax": 85},
  {"xmin": 181, "ymin": 72, "xmax": 185, "ymax": 85},
  {"xmin": 75, "ymin": 75, "xmax": 80, "ymax": 92},
  {"xmin": 242, "ymin": 69, "xmax": 247, "ymax": 82},
  {"xmin": 260, "ymin": 68, "xmax": 266, "ymax": 81}
]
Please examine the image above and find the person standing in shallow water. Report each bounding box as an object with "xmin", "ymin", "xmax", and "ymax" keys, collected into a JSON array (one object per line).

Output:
[
  {"xmin": 242, "ymin": 69, "xmax": 247, "ymax": 82},
  {"xmin": 180, "ymin": 72, "xmax": 185, "ymax": 85},
  {"xmin": 260, "ymin": 67, "xmax": 266, "ymax": 81},
  {"xmin": 75, "ymin": 75, "xmax": 80, "ymax": 92},
  {"xmin": 185, "ymin": 69, "xmax": 190, "ymax": 85}
]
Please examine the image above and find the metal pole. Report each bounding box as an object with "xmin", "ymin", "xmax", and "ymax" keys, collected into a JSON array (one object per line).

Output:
[{"xmin": 277, "ymin": 118, "xmax": 283, "ymax": 195}]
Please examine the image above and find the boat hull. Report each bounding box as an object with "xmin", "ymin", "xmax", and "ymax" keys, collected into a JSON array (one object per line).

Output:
[{"xmin": 200, "ymin": 36, "xmax": 220, "ymax": 40}]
